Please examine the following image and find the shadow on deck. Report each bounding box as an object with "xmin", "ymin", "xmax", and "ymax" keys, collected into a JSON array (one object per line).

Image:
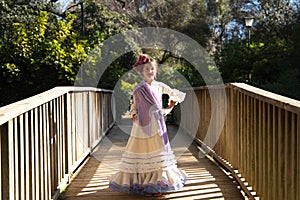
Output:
[{"xmin": 60, "ymin": 122, "xmax": 244, "ymax": 200}]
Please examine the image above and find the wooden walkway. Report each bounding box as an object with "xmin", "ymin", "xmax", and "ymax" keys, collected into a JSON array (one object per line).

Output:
[{"xmin": 60, "ymin": 122, "xmax": 244, "ymax": 200}]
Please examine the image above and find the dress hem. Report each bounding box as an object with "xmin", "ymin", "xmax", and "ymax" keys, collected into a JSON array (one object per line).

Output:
[{"xmin": 109, "ymin": 178, "xmax": 187, "ymax": 195}]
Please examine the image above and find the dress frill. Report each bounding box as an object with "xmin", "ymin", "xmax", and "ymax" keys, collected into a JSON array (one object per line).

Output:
[
  {"xmin": 108, "ymin": 133, "xmax": 188, "ymax": 194},
  {"xmin": 108, "ymin": 166, "xmax": 187, "ymax": 194}
]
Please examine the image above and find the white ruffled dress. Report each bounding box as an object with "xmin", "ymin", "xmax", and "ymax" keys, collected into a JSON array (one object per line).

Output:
[{"xmin": 108, "ymin": 80, "xmax": 187, "ymax": 195}]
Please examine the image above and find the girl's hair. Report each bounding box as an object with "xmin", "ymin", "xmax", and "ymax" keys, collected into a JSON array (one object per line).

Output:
[{"xmin": 132, "ymin": 54, "xmax": 157, "ymax": 74}]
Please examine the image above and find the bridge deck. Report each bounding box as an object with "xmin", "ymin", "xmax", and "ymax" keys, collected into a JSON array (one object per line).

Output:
[{"xmin": 61, "ymin": 122, "xmax": 244, "ymax": 200}]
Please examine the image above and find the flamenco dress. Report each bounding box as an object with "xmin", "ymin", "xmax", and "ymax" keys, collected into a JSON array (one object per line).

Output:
[{"xmin": 108, "ymin": 80, "xmax": 187, "ymax": 195}]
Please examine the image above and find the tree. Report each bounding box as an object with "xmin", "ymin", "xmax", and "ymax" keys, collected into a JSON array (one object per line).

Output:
[
  {"xmin": 0, "ymin": 1, "xmax": 87, "ymax": 106},
  {"xmin": 213, "ymin": 0, "xmax": 300, "ymax": 99}
]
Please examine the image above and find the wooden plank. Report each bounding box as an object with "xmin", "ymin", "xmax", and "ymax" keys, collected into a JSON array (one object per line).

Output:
[{"xmin": 62, "ymin": 124, "xmax": 245, "ymax": 200}]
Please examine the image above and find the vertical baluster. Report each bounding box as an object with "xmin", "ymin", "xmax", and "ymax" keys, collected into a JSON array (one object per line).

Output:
[
  {"xmin": 20, "ymin": 115, "xmax": 25, "ymax": 200},
  {"xmin": 0, "ymin": 125, "xmax": 1, "ymax": 200},
  {"xmin": 235, "ymin": 88, "xmax": 241, "ymax": 170},
  {"xmin": 67, "ymin": 93, "xmax": 72, "ymax": 176},
  {"xmin": 283, "ymin": 110, "xmax": 293, "ymax": 199},
  {"xmin": 30, "ymin": 110, "xmax": 35, "ymax": 200},
  {"xmin": 8, "ymin": 119, "xmax": 15, "ymax": 200},
  {"xmin": 35, "ymin": 107, "xmax": 40, "ymax": 200},
  {"xmin": 262, "ymin": 102, "xmax": 268, "ymax": 198},
  {"xmin": 253, "ymin": 98, "xmax": 258, "ymax": 194},
  {"xmin": 1, "ymin": 123, "xmax": 9, "ymax": 200},
  {"xmin": 56, "ymin": 98, "xmax": 62, "ymax": 184},
  {"xmin": 266, "ymin": 103, "xmax": 273, "ymax": 200},
  {"xmin": 243, "ymin": 93, "xmax": 247, "ymax": 180},
  {"xmin": 272, "ymin": 105, "xmax": 278, "ymax": 200},
  {"xmin": 14, "ymin": 118, "xmax": 19, "ymax": 200},
  {"xmin": 297, "ymin": 114, "xmax": 300, "ymax": 200},
  {"xmin": 72, "ymin": 93, "xmax": 76, "ymax": 167},
  {"xmin": 257, "ymin": 100, "xmax": 261, "ymax": 195},
  {"xmin": 100, "ymin": 92, "xmax": 104, "ymax": 137},
  {"xmin": 39, "ymin": 106, "xmax": 45, "ymax": 200},
  {"xmin": 248, "ymin": 96, "xmax": 252, "ymax": 190},
  {"xmin": 25, "ymin": 112, "xmax": 30, "ymax": 200},
  {"xmin": 49, "ymin": 100, "xmax": 55, "ymax": 195},
  {"xmin": 53, "ymin": 98, "xmax": 58, "ymax": 187},
  {"xmin": 43, "ymin": 103, "xmax": 49, "ymax": 200},
  {"xmin": 288, "ymin": 112, "xmax": 296, "ymax": 200},
  {"xmin": 61, "ymin": 96, "xmax": 66, "ymax": 179},
  {"xmin": 59, "ymin": 96, "xmax": 64, "ymax": 182},
  {"xmin": 277, "ymin": 108, "xmax": 286, "ymax": 199},
  {"xmin": 95, "ymin": 92, "xmax": 100, "ymax": 141}
]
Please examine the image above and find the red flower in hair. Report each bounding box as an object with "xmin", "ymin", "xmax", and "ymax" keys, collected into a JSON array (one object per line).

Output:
[{"xmin": 132, "ymin": 54, "xmax": 150, "ymax": 73}]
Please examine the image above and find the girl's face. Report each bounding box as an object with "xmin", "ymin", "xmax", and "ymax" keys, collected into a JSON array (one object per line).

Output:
[{"xmin": 142, "ymin": 63, "xmax": 157, "ymax": 83}]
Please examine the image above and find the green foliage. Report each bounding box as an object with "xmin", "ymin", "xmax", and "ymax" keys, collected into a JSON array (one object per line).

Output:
[
  {"xmin": 0, "ymin": 0, "xmax": 133, "ymax": 106},
  {"xmin": 0, "ymin": 1, "xmax": 87, "ymax": 105},
  {"xmin": 1, "ymin": 0, "xmax": 300, "ymax": 106}
]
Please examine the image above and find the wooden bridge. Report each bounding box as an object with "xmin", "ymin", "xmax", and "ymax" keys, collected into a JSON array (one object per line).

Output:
[{"xmin": 0, "ymin": 83, "xmax": 299, "ymax": 200}]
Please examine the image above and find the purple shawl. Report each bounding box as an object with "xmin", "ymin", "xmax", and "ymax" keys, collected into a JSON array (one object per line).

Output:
[{"xmin": 133, "ymin": 82, "xmax": 169, "ymax": 147}]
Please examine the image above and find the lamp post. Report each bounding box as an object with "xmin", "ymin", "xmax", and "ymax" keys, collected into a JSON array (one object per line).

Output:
[{"xmin": 244, "ymin": 16, "xmax": 254, "ymax": 82}]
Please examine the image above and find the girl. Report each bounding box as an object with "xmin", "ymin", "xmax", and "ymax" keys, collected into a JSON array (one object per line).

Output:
[{"xmin": 108, "ymin": 54, "xmax": 187, "ymax": 196}]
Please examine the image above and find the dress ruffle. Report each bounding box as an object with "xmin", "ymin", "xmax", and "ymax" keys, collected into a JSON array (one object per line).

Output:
[{"xmin": 108, "ymin": 166, "xmax": 187, "ymax": 194}]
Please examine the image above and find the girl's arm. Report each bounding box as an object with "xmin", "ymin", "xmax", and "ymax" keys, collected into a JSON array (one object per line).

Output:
[{"xmin": 161, "ymin": 82, "xmax": 186, "ymax": 108}]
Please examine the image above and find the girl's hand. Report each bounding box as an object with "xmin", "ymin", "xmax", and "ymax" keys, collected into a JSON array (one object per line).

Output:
[{"xmin": 165, "ymin": 100, "xmax": 177, "ymax": 109}]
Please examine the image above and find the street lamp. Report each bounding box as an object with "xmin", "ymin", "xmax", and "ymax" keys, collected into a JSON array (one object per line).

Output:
[{"xmin": 244, "ymin": 16, "xmax": 254, "ymax": 82}]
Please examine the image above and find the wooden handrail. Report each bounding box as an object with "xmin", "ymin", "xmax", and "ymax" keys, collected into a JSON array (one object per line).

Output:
[
  {"xmin": 174, "ymin": 83, "xmax": 300, "ymax": 200},
  {"xmin": 0, "ymin": 87, "xmax": 114, "ymax": 200},
  {"xmin": 0, "ymin": 87, "xmax": 113, "ymax": 126}
]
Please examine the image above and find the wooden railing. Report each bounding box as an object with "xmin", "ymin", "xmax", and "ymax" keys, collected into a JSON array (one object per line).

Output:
[
  {"xmin": 0, "ymin": 87, "xmax": 114, "ymax": 200},
  {"xmin": 175, "ymin": 83, "xmax": 300, "ymax": 200}
]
